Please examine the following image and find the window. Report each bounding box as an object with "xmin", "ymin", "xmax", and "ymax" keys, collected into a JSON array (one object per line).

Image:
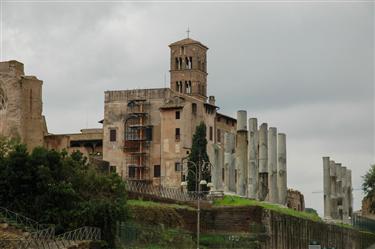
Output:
[
  {"xmin": 110, "ymin": 129, "xmax": 117, "ymax": 142},
  {"xmin": 176, "ymin": 111, "xmax": 180, "ymax": 120},
  {"xmin": 145, "ymin": 127, "xmax": 153, "ymax": 141},
  {"xmin": 175, "ymin": 162, "xmax": 181, "ymax": 172},
  {"xmin": 217, "ymin": 129, "xmax": 221, "ymax": 143},
  {"xmin": 154, "ymin": 165, "xmax": 161, "ymax": 177},
  {"xmin": 209, "ymin": 126, "xmax": 213, "ymax": 141},
  {"xmin": 222, "ymin": 168, "xmax": 225, "ymax": 181},
  {"xmin": 192, "ymin": 103, "xmax": 197, "ymax": 114},
  {"xmin": 175, "ymin": 128, "xmax": 180, "ymax": 141},
  {"xmin": 129, "ymin": 167, "xmax": 136, "ymax": 178},
  {"xmin": 175, "ymin": 58, "xmax": 179, "ymax": 70}
]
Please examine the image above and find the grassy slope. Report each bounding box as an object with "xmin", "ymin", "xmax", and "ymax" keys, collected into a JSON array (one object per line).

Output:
[
  {"xmin": 127, "ymin": 199, "xmax": 195, "ymax": 210},
  {"xmin": 213, "ymin": 196, "xmax": 322, "ymax": 222},
  {"xmin": 128, "ymin": 197, "xmax": 359, "ymax": 230}
]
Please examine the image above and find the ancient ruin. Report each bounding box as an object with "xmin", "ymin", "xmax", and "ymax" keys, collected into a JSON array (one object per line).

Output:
[{"xmin": 323, "ymin": 156, "xmax": 353, "ymax": 223}]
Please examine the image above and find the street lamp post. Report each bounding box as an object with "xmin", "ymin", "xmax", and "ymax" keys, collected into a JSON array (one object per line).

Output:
[{"xmin": 181, "ymin": 159, "xmax": 213, "ymax": 249}]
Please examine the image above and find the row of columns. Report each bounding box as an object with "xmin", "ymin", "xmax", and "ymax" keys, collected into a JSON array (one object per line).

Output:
[
  {"xmin": 220, "ymin": 110, "xmax": 288, "ymax": 205},
  {"xmin": 323, "ymin": 157, "xmax": 353, "ymax": 223}
]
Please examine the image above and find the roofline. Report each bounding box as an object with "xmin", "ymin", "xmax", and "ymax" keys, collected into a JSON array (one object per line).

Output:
[
  {"xmin": 217, "ymin": 112, "xmax": 237, "ymax": 122},
  {"xmin": 168, "ymin": 39, "xmax": 208, "ymax": 50}
]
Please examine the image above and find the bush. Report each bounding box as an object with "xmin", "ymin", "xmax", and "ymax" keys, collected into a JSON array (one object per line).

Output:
[{"xmin": 0, "ymin": 138, "xmax": 127, "ymax": 247}]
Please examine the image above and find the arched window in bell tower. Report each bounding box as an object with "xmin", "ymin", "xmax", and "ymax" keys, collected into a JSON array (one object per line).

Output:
[
  {"xmin": 179, "ymin": 58, "xmax": 182, "ymax": 70},
  {"xmin": 175, "ymin": 58, "xmax": 179, "ymax": 70}
]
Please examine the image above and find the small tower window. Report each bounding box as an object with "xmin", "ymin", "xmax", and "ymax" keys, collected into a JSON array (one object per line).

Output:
[
  {"xmin": 192, "ymin": 103, "xmax": 197, "ymax": 114},
  {"xmin": 175, "ymin": 58, "xmax": 179, "ymax": 70},
  {"xmin": 179, "ymin": 57, "xmax": 182, "ymax": 69},
  {"xmin": 175, "ymin": 128, "xmax": 181, "ymax": 141},
  {"xmin": 179, "ymin": 81, "xmax": 183, "ymax": 93},
  {"xmin": 110, "ymin": 129, "xmax": 117, "ymax": 142},
  {"xmin": 175, "ymin": 162, "xmax": 181, "ymax": 171},
  {"xmin": 154, "ymin": 165, "xmax": 161, "ymax": 177},
  {"xmin": 176, "ymin": 111, "xmax": 180, "ymax": 120},
  {"xmin": 189, "ymin": 57, "xmax": 193, "ymax": 69}
]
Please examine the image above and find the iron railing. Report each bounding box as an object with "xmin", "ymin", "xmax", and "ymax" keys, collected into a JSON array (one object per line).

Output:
[
  {"xmin": 0, "ymin": 226, "xmax": 101, "ymax": 249},
  {"xmin": 0, "ymin": 207, "xmax": 101, "ymax": 249},
  {"xmin": 352, "ymin": 213, "xmax": 375, "ymax": 234},
  {"xmin": 125, "ymin": 180, "xmax": 224, "ymax": 202},
  {"xmin": 0, "ymin": 207, "xmax": 49, "ymax": 232}
]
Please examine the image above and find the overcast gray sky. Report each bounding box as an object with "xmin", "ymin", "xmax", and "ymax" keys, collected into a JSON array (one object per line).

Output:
[{"xmin": 2, "ymin": 0, "xmax": 374, "ymax": 216}]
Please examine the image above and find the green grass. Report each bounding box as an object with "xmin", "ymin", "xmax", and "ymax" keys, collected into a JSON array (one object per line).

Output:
[
  {"xmin": 213, "ymin": 196, "xmax": 322, "ymax": 222},
  {"xmin": 127, "ymin": 199, "xmax": 195, "ymax": 210}
]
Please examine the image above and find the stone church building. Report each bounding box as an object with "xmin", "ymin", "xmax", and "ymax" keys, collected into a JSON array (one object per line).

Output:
[
  {"xmin": 0, "ymin": 36, "xmax": 304, "ymax": 210},
  {"xmin": 103, "ymin": 37, "xmax": 236, "ymax": 188}
]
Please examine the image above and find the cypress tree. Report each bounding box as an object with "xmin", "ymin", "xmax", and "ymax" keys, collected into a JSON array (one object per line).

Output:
[{"xmin": 187, "ymin": 122, "xmax": 211, "ymax": 192}]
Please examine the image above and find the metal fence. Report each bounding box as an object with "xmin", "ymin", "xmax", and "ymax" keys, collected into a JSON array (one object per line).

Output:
[
  {"xmin": 0, "ymin": 206, "xmax": 101, "ymax": 249},
  {"xmin": 0, "ymin": 226, "xmax": 101, "ymax": 249},
  {"xmin": 352, "ymin": 213, "xmax": 375, "ymax": 234},
  {"xmin": 0, "ymin": 207, "xmax": 49, "ymax": 232},
  {"xmin": 125, "ymin": 180, "xmax": 224, "ymax": 202}
]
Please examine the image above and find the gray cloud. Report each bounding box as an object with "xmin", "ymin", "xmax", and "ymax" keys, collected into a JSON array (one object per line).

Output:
[{"xmin": 3, "ymin": 1, "xmax": 374, "ymax": 215}]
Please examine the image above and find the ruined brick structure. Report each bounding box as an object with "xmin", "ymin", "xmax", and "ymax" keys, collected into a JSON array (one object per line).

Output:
[
  {"xmin": 287, "ymin": 189, "xmax": 305, "ymax": 211},
  {"xmin": 0, "ymin": 60, "xmax": 47, "ymax": 151}
]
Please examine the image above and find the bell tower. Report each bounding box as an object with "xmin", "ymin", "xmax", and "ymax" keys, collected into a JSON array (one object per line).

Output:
[{"xmin": 169, "ymin": 36, "xmax": 208, "ymax": 100}]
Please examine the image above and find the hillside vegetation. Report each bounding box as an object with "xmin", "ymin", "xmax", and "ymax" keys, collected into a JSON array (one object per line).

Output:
[{"xmin": 0, "ymin": 137, "xmax": 127, "ymax": 247}]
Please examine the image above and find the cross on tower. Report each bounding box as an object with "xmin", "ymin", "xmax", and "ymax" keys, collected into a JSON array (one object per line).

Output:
[{"xmin": 186, "ymin": 27, "xmax": 190, "ymax": 38}]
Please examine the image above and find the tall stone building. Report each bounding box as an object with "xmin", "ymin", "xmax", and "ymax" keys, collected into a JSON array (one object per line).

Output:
[
  {"xmin": 0, "ymin": 36, "xmax": 294, "ymax": 206},
  {"xmin": 0, "ymin": 60, "xmax": 47, "ymax": 151},
  {"xmin": 103, "ymin": 38, "xmax": 236, "ymax": 187}
]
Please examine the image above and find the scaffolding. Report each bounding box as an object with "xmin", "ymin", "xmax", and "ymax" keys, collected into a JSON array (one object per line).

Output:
[{"xmin": 124, "ymin": 99, "xmax": 152, "ymax": 182}]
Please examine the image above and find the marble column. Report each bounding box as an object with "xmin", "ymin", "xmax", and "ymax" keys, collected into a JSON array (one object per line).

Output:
[
  {"xmin": 236, "ymin": 110, "xmax": 248, "ymax": 196},
  {"xmin": 212, "ymin": 144, "xmax": 223, "ymax": 191},
  {"xmin": 268, "ymin": 127, "xmax": 278, "ymax": 203},
  {"xmin": 248, "ymin": 118, "xmax": 258, "ymax": 199},
  {"xmin": 277, "ymin": 133, "xmax": 287, "ymax": 205},
  {"xmin": 341, "ymin": 166, "xmax": 349, "ymax": 223},
  {"xmin": 237, "ymin": 110, "xmax": 247, "ymax": 131},
  {"xmin": 329, "ymin": 160, "xmax": 337, "ymax": 219},
  {"xmin": 335, "ymin": 163, "xmax": 343, "ymax": 220},
  {"xmin": 347, "ymin": 169, "xmax": 353, "ymax": 218},
  {"xmin": 258, "ymin": 123, "xmax": 268, "ymax": 201},
  {"xmin": 323, "ymin": 156, "xmax": 332, "ymax": 219},
  {"xmin": 224, "ymin": 132, "xmax": 235, "ymax": 193}
]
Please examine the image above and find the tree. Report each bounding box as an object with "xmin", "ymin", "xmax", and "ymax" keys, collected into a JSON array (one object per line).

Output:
[
  {"xmin": 363, "ymin": 164, "xmax": 375, "ymax": 211},
  {"xmin": 187, "ymin": 122, "xmax": 211, "ymax": 192},
  {"xmin": 0, "ymin": 143, "xmax": 127, "ymax": 247}
]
